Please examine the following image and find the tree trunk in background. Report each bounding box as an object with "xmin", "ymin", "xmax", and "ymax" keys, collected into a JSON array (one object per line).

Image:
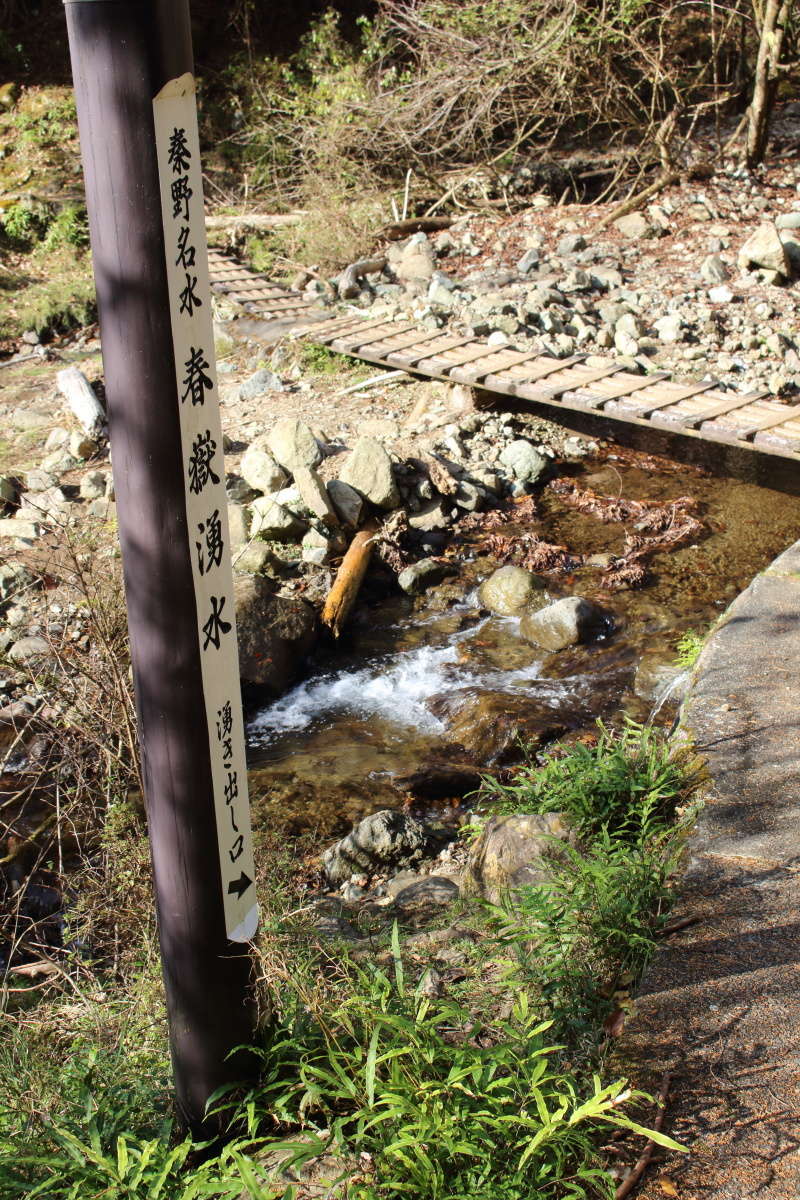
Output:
[{"xmin": 745, "ymin": 0, "xmax": 794, "ymax": 167}]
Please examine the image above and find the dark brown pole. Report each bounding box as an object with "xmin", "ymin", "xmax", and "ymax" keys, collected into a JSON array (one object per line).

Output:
[{"xmin": 63, "ymin": 0, "xmax": 257, "ymax": 1135}]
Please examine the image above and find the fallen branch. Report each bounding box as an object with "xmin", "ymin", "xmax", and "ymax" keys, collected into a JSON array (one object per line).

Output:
[
  {"xmin": 596, "ymin": 170, "xmax": 680, "ymax": 231},
  {"xmin": 336, "ymin": 370, "xmax": 407, "ymax": 398},
  {"xmin": 615, "ymin": 1072, "xmax": 672, "ymax": 1200},
  {"xmin": 322, "ymin": 527, "xmax": 377, "ymax": 638},
  {"xmin": 381, "ymin": 216, "xmax": 454, "ymax": 240},
  {"xmin": 336, "ymin": 257, "xmax": 388, "ymax": 299}
]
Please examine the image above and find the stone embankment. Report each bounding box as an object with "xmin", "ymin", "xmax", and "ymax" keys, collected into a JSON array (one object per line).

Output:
[{"xmin": 621, "ymin": 541, "xmax": 800, "ymax": 1198}]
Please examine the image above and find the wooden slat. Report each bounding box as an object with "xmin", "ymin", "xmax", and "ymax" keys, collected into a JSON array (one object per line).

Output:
[
  {"xmin": 733, "ymin": 404, "xmax": 800, "ymax": 440},
  {"xmin": 570, "ymin": 372, "xmax": 670, "ymax": 409},
  {"xmin": 332, "ymin": 322, "xmax": 411, "ymax": 352},
  {"xmin": 533, "ymin": 362, "xmax": 625, "ymax": 403},
  {"xmin": 627, "ymin": 380, "xmax": 718, "ymax": 417},
  {"xmin": 316, "ymin": 316, "xmax": 398, "ymax": 345},
  {"xmin": 449, "ymin": 348, "xmax": 546, "ymax": 385},
  {"xmin": 676, "ymin": 392, "xmax": 768, "ymax": 428},
  {"xmin": 387, "ymin": 335, "xmax": 475, "ymax": 367},
  {"xmin": 367, "ymin": 328, "xmax": 450, "ymax": 356},
  {"xmin": 414, "ymin": 342, "xmax": 503, "ymax": 374}
]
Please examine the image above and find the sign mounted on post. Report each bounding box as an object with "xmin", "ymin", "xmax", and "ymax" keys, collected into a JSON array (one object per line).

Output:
[{"xmin": 153, "ymin": 73, "xmax": 257, "ymax": 943}]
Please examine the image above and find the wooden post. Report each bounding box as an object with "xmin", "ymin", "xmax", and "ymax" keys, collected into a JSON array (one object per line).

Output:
[{"xmin": 63, "ymin": 0, "xmax": 258, "ymax": 1135}]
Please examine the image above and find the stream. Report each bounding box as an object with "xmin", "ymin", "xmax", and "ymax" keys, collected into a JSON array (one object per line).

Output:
[{"xmin": 246, "ymin": 447, "xmax": 800, "ymax": 840}]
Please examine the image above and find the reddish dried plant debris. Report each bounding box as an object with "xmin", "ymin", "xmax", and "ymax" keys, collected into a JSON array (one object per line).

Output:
[{"xmin": 483, "ymin": 530, "xmax": 581, "ymax": 573}]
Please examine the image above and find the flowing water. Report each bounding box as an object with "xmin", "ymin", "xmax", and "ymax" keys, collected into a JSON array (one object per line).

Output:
[{"xmin": 247, "ymin": 448, "xmax": 800, "ymax": 839}]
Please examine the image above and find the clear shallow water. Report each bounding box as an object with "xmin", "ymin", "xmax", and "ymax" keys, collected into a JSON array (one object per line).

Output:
[{"xmin": 247, "ymin": 448, "xmax": 800, "ymax": 839}]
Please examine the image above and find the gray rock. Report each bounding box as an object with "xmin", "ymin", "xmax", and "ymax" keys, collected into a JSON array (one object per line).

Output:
[
  {"xmin": 393, "ymin": 235, "xmax": 435, "ymax": 283},
  {"xmin": 407, "ymin": 499, "xmax": 450, "ymax": 531},
  {"xmin": 497, "ymin": 439, "xmax": 548, "ymax": 484},
  {"xmin": 653, "ymin": 314, "xmax": 683, "ymax": 343},
  {"xmin": 519, "ymin": 596, "xmax": 610, "ymax": 651},
  {"xmin": 557, "ymin": 233, "xmax": 586, "ymax": 255},
  {"xmin": 234, "ymin": 574, "xmax": 316, "ymax": 693},
  {"xmin": 313, "ymin": 915, "xmax": 362, "ymax": 942},
  {"xmin": 615, "ymin": 312, "xmax": 643, "ymax": 338},
  {"xmin": 780, "ymin": 233, "xmax": 800, "ymax": 274},
  {"xmin": 327, "ymin": 479, "xmax": 366, "ymax": 528},
  {"xmin": 249, "ymin": 498, "xmax": 306, "ymax": 541},
  {"xmin": 8, "ymin": 636, "xmax": 54, "ymax": 665},
  {"xmin": 0, "ymin": 477, "xmax": 14, "ymax": 510},
  {"xmin": 24, "ymin": 469, "xmax": 57, "ymax": 494},
  {"xmin": 240, "ymin": 442, "xmax": 287, "ymax": 495},
  {"xmin": 239, "ymin": 368, "xmax": 284, "ymax": 400},
  {"xmin": 339, "ymin": 438, "xmax": 399, "ymax": 510},
  {"xmin": 0, "ymin": 519, "xmax": 41, "ymax": 546},
  {"xmin": 322, "ymin": 809, "xmax": 432, "ymax": 885},
  {"xmin": 709, "ymin": 285, "xmax": 735, "ymax": 304},
  {"xmin": 393, "ymin": 876, "xmax": 460, "ymax": 913},
  {"xmin": 233, "ymin": 541, "xmax": 274, "ymax": 575},
  {"xmin": 41, "ymin": 450, "xmax": 78, "ymax": 476},
  {"xmin": 397, "ymin": 558, "xmax": 449, "ymax": 595},
  {"xmin": 614, "ymin": 212, "xmax": 650, "ymax": 238},
  {"xmin": 226, "ymin": 474, "xmax": 258, "ymax": 504},
  {"xmin": 293, "ymin": 466, "xmax": 338, "ymax": 525},
  {"xmin": 737, "ymin": 222, "xmax": 790, "ymax": 277},
  {"xmin": 79, "ymin": 470, "xmax": 108, "ymax": 501},
  {"xmin": 700, "ymin": 253, "xmax": 729, "ymax": 284},
  {"xmin": 0, "ymin": 561, "xmax": 34, "ymax": 602},
  {"xmin": 463, "ymin": 812, "xmax": 572, "ymax": 904},
  {"xmin": 301, "ymin": 527, "xmax": 336, "ymax": 564},
  {"xmin": 478, "ymin": 565, "xmax": 547, "ymax": 616},
  {"xmin": 267, "ymin": 417, "xmax": 322, "ymax": 473},
  {"xmin": 776, "ymin": 211, "xmax": 800, "ymax": 231},
  {"xmin": 517, "ymin": 248, "xmax": 540, "ymax": 274},
  {"xmin": 44, "ymin": 428, "xmax": 70, "ymax": 453}
]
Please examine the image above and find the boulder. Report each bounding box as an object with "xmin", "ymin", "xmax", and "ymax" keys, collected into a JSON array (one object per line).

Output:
[
  {"xmin": 0, "ymin": 560, "xmax": 34, "ymax": 602},
  {"xmin": 322, "ymin": 809, "xmax": 432, "ymax": 885},
  {"xmin": 327, "ymin": 479, "xmax": 366, "ymax": 528},
  {"xmin": 234, "ymin": 574, "xmax": 316, "ymax": 693},
  {"xmin": 239, "ymin": 367, "xmax": 284, "ymax": 400},
  {"xmin": 519, "ymin": 596, "xmax": 610, "ymax": 651},
  {"xmin": 79, "ymin": 470, "xmax": 108, "ymax": 501},
  {"xmin": 249, "ymin": 497, "xmax": 306, "ymax": 541},
  {"xmin": 477, "ymin": 565, "xmax": 547, "ymax": 617},
  {"xmin": 0, "ymin": 519, "xmax": 41, "ymax": 546},
  {"xmin": 445, "ymin": 692, "xmax": 567, "ymax": 763},
  {"xmin": 293, "ymin": 466, "xmax": 339, "ymax": 525},
  {"xmin": 407, "ymin": 499, "xmax": 450, "ymax": 531},
  {"xmin": 338, "ymin": 438, "xmax": 399, "ymax": 509},
  {"xmin": 463, "ymin": 812, "xmax": 572, "ymax": 904},
  {"xmin": 240, "ymin": 441, "xmax": 287, "ymax": 495},
  {"xmin": 737, "ymin": 222, "xmax": 790, "ymax": 278},
  {"xmin": 392, "ymin": 234, "xmax": 435, "ymax": 283},
  {"xmin": 700, "ymin": 253, "xmax": 729, "ymax": 284},
  {"xmin": 397, "ymin": 558, "xmax": 450, "ymax": 595},
  {"xmin": 614, "ymin": 212, "xmax": 650, "ymax": 238},
  {"xmin": 267, "ymin": 417, "xmax": 322, "ymax": 473},
  {"xmin": 393, "ymin": 875, "xmax": 460, "ymax": 915},
  {"xmin": 497, "ymin": 440, "xmax": 548, "ymax": 484},
  {"xmin": 8, "ymin": 636, "xmax": 54, "ymax": 665}
]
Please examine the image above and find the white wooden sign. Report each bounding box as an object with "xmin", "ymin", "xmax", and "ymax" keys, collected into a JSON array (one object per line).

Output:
[{"xmin": 153, "ymin": 73, "xmax": 257, "ymax": 943}]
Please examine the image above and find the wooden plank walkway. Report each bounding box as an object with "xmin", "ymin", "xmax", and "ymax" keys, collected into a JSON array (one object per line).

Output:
[{"xmin": 208, "ymin": 248, "xmax": 800, "ymax": 464}]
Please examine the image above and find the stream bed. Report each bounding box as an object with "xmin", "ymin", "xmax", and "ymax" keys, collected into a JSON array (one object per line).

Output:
[{"xmin": 246, "ymin": 447, "xmax": 800, "ymax": 840}]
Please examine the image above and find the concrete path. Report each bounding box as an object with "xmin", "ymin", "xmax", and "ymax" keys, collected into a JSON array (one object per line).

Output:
[{"xmin": 623, "ymin": 541, "xmax": 800, "ymax": 1199}]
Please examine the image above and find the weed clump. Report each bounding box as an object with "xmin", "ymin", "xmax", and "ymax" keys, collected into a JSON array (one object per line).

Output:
[{"xmin": 1, "ymin": 719, "xmax": 694, "ymax": 1198}]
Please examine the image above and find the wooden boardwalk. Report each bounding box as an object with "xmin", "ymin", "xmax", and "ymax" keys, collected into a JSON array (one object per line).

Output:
[{"xmin": 209, "ymin": 247, "xmax": 800, "ymax": 463}]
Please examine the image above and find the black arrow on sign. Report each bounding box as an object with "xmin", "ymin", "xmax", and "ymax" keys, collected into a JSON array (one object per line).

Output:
[{"xmin": 228, "ymin": 872, "xmax": 253, "ymax": 899}]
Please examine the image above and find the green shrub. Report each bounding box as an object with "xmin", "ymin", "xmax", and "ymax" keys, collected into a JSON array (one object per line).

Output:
[
  {"xmin": 481, "ymin": 720, "xmax": 693, "ymax": 843},
  {"xmin": 674, "ymin": 629, "xmax": 705, "ymax": 670}
]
